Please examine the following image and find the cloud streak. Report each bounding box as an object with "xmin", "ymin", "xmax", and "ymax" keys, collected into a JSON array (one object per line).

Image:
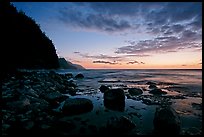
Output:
[
  {"xmin": 127, "ymin": 61, "xmax": 145, "ymax": 65},
  {"xmin": 93, "ymin": 60, "xmax": 119, "ymax": 65}
]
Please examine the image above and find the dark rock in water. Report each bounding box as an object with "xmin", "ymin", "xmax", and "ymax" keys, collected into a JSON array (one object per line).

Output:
[
  {"xmin": 99, "ymin": 85, "xmax": 109, "ymax": 93},
  {"xmin": 146, "ymin": 81, "xmax": 156, "ymax": 85},
  {"xmin": 75, "ymin": 73, "xmax": 84, "ymax": 79},
  {"xmin": 149, "ymin": 84, "xmax": 157, "ymax": 89},
  {"xmin": 104, "ymin": 116, "xmax": 136, "ymax": 135},
  {"xmin": 128, "ymin": 88, "xmax": 143, "ymax": 96},
  {"xmin": 62, "ymin": 98, "xmax": 93, "ymax": 115},
  {"xmin": 153, "ymin": 106, "xmax": 181, "ymax": 135},
  {"xmin": 104, "ymin": 88, "xmax": 125, "ymax": 101},
  {"xmin": 149, "ymin": 88, "xmax": 167, "ymax": 95},
  {"xmin": 191, "ymin": 103, "xmax": 202, "ymax": 110},
  {"xmin": 104, "ymin": 88, "xmax": 125, "ymax": 111},
  {"xmin": 49, "ymin": 71, "xmax": 56, "ymax": 76},
  {"xmin": 142, "ymin": 98, "xmax": 156, "ymax": 105}
]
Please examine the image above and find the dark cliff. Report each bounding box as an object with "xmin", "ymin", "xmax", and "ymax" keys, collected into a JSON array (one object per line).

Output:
[
  {"xmin": 1, "ymin": 2, "xmax": 59, "ymax": 75},
  {"xmin": 58, "ymin": 58, "xmax": 85, "ymax": 69}
]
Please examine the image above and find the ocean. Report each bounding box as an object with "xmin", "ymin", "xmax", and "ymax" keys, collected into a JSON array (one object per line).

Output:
[{"xmin": 55, "ymin": 69, "xmax": 202, "ymax": 135}]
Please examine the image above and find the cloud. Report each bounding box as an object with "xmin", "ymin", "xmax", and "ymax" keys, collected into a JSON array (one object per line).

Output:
[
  {"xmin": 78, "ymin": 53, "xmax": 123, "ymax": 61},
  {"xmin": 73, "ymin": 51, "xmax": 80, "ymax": 54},
  {"xmin": 127, "ymin": 61, "xmax": 145, "ymax": 64},
  {"xmin": 124, "ymin": 54, "xmax": 151, "ymax": 57},
  {"xmin": 181, "ymin": 64, "xmax": 187, "ymax": 66},
  {"xmin": 58, "ymin": 2, "xmax": 201, "ymax": 34},
  {"xmin": 58, "ymin": 6, "xmax": 132, "ymax": 33},
  {"xmin": 115, "ymin": 29, "xmax": 202, "ymax": 55},
  {"xmin": 93, "ymin": 60, "xmax": 118, "ymax": 65}
]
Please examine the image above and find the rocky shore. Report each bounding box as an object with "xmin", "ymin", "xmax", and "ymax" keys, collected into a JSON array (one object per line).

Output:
[
  {"xmin": 2, "ymin": 70, "xmax": 202, "ymax": 136},
  {"xmin": 2, "ymin": 71, "xmax": 90, "ymax": 136}
]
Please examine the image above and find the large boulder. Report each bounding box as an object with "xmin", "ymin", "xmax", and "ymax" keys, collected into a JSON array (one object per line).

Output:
[
  {"xmin": 99, "ymin": 85, "xmax": 109, "ymax": 93},
  {"xmin": 62, "ymin": 98, "xmax": 93, "ymax": 115},
  {"xmin": 153, "ymin": 106, "xmax": 181, "ymax": 135},
  {"xmin": 128, "ymin": 88, "xmax": 143, "ymax": 96},
  {"xmin": 104, "ymin": 88, "xmax": 125, "ymax": 111}
]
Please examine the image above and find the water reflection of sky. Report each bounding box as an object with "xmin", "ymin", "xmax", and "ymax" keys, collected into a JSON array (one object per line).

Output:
[{"xmin": 55, "ymin": 69, "xmax": 202, "ymax": 135}]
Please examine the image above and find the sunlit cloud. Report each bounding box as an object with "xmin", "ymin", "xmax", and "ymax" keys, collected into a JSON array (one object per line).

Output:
[
  {"xmin": 93, "ymin": 60, "xmax": 119, "ymax": 65},
  {"xmin": 126, "ymin": 61, "xmax": 145, "ymax": 65}
]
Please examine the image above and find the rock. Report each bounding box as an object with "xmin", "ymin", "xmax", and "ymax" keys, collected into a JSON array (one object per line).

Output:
[
  {"xmin": 104, "ymin": 88, "xmax": 125, "ymax": 111},
  {"xmin": 99, "ymin": 85, "xmax": 109, "ymax": 93},
  {"xmin": 149, "ymin": 84, "xmax": 157, "ymax": 89},
  {"xmin": 105, "ymin": 116, "xmax": 136, "ymax": 134},
  {"xmin": 128, "ymin": 88, "xmax": 143, "ymax": 96},
  {"xmin": 49, "ymin": 70, "xmax": 56, "ymax": 75},
  {"xmin": 142, "ymin": 98, "xmax": 154, "ymax": 105},
  {"xmin": 43, "ymin": 92, "xmax": 68, "ymax": 108},
  {"xmin": 6, "ymin": 97, "xmax": 30, "ymax": 113},
  {"xmin": 181, "ymin": 127, "xmax": 202, "ymax": 135},
  {"xmin": 44, "ymin": 92, "xmax": 68, "ymax": 103},
  {"xmin": 146, "ymin": 81, "xmax": 156, "ymax": 85},
  {"xmin": 192, "ymin": 103, "xmax": 202, "ymax": 110},
  {"xmin": 149, "ymin": 88, "xmax": 167, "ymax": 95},
  {"xmin": 22, "ymin": 120, "xmax": 34, "ymax": 130},
  {"xmin": 75, "ymin": 73, "xmax": 84, "ymax": 79},
  {"xmin": 62, "ymin": 98, "xmax": 93, "ymax": 115},
  {"xmin": 65, "ymin": 73, "xmax": 73, "ymax": 78},
  {"xmin": 153, "ymin": 106, "xmax": 181, "ymax": 135}
]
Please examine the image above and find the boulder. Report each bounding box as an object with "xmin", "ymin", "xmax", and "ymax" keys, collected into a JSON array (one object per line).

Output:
[
  {"xmin": 99, "ymin": 85, "xmax": 109, "ymax": 93},
  {"xmin": 62, "ymin": 98, "xmax": 93, "ymax": 115},
  {"xmin": 128, "ymin": 88, "xmax": 143, "ymax": 96},
  {"xmin": 153, "ymin": 106, "xmax": 181, "ymax": 135},
  {"xmin": 149, "ymin": 88, "xmax": 167, "ymax": 95},
  {"xmin": 104, "ymin": 88, "xmax": 125, "ymax": 111},
  {"xmin": 75, "ymin": 73, "xmax": 84, "ymax": 79},
  {"xmin": 104, "ymin": 116, "xmax": 136, "ymax": 135}
]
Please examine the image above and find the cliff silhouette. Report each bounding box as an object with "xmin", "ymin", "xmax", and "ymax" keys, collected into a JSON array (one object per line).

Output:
[
  {"xmin": 58, "ymin": 58, "xmax": 85, "ymax": 69},
  {"xmin": 1, "ymin": 2, "xmax": 59, "ymax": 75}
]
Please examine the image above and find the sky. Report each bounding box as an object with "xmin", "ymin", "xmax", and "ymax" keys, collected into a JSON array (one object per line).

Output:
[{"xmin": 12, "ymin": 2, "xmax": 202, "ymax": 69}]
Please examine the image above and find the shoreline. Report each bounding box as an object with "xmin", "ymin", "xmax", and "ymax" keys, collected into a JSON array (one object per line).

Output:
[{"xmin": 2, "ymin": 70, "xmax": 202, "ymax": 135}]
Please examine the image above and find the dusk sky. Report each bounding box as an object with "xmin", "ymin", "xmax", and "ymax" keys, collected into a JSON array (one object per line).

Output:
[{"xmin": 12, "ymin": 2, "xmax": 202, "ymax": 69}]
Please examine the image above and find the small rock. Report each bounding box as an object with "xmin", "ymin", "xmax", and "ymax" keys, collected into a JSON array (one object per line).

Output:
[
  {"xmin": 149, "ymin": 88, "xmax": 167, "ymax": 95},
  {"xmin": 149, "ymin": 84, "xmax": 157, "ymax": 89},
  {"xmin": 128, "ymin": 88, "xmax": 143, "ymax": 96},
  {"xmin": 146, "ymin": 81, "xmax": 156, "ymax": 85},
  {"xmin": 99, "ymin": 85, "xmax": 109, "ymax": 93},
  {"xmin": 75, "ymin": 73, "xmax": 84, "ymax": 79}
]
